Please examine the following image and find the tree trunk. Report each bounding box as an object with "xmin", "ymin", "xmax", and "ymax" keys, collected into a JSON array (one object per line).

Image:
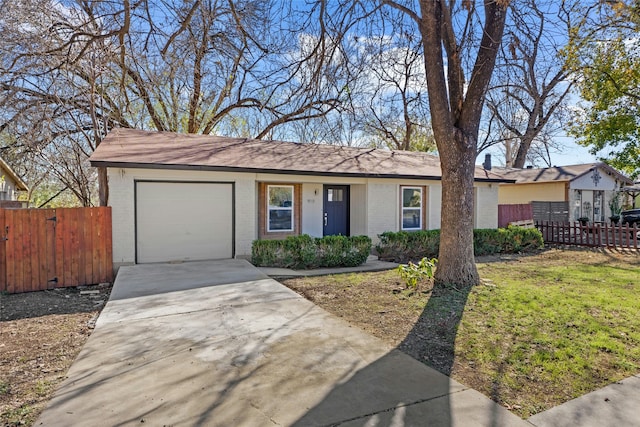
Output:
[
  {"xmin": 435, "ymin": 132, "xmax": 479, "ymax": 287},
  {"xmin": 414, "ymin": 0, "xmax": 507, "ymax": 287},
  {"xmin": 512, "ymin": 133, "xmax": 535, "ymax": 168},
  {"xmin": 98, "ymin": 167, "xmax": 109, "ymax": 206}
]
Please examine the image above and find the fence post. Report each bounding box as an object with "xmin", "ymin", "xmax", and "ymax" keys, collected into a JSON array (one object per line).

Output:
[{"xmin": 624, "ymin": 223, "xmax": 630, "ymax": 247}]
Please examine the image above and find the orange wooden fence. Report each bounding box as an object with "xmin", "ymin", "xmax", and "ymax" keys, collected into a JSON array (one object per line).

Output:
[{"xmin": 0, "ymin": 207, "xmax": 113, "ymax": 293}]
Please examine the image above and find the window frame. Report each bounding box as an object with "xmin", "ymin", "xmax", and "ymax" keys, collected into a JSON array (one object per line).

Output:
[
  {"xmin": 266, "ymin": 185, "xmax": 295, "ymax": 232},
  {"xmin": 401, "ymin": 186, "xmax": 423, "ymax": 231}
]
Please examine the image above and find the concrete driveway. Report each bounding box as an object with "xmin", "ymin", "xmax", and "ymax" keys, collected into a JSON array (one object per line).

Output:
[{"xmin": 36, "ymin": 259, "xmax": 530, "ymax": 426}]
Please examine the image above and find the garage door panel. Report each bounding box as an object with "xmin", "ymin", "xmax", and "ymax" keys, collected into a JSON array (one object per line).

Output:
[{"xmin": 136, "ymin": 182, "xmax": 233, "ymax": 263}]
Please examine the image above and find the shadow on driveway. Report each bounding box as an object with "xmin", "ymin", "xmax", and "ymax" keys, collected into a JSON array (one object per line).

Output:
[
  {"xmin": 36, "ymin": 260, "xmax": 529, "ymax": 426},
  {"xmin": 291, "ymin": 282, "xmax": 525, "ymax": 426}
]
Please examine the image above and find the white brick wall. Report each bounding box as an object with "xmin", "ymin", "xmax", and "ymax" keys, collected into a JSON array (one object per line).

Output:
[
  {"xmin": 367, "ymin": 181, "xmax": 399, "ymax": 241},
  {"xmin": 350, "ymin": 184, "xmax": 367, "ymax": 236},
  {"xmin": 475, "ymin": 184, "xmax": 499, "ymax": 229},
  {"xmin": 107, "ymin": 167, "xmax": 500, "ymax": 268},
  {"xmin": 233, "ymin": 178, "xmax": 257, "ymax": 257},
  {"xmin": 108, "ymin": 167, "xmax": 135, "ymax": 267},
  {"xmin": 428, "ymin": 184, "xmax": 442, "ymax": 229},
  {"xmin": 301, "ymin": 183, "xmax": 323, "ymax": 237}
]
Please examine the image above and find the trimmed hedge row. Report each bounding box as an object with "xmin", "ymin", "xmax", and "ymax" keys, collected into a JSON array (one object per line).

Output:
[
  {"xmin": 473, "ymin": 227, "xmax": 544, "ymax": 256},
  {"xmin": 376, "ymin": 226, "xmax": 544, "ymax": 263},
  {"xmin": 376, "ymin": 230, "xmax": 441, "ymax": 262},
  {"xmin": 251, "ymin": 234, "xmax": 372, "ymax": 269}
]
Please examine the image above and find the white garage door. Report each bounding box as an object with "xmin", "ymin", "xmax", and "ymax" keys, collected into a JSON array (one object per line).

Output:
[{"xmin": 136, "ymin": 181, "xmax": 233, "ymax": 263}]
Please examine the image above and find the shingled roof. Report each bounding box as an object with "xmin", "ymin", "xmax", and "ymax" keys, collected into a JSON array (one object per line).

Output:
[
  {"xmin": 89, "ymin": 128, "xmax": 511, "ymax": 182},
  {"xmin": 495, "ymin": 163, "xmax": 632, "ymax": 185}
]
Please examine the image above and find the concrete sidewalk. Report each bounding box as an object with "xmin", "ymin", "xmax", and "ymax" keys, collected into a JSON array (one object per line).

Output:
[
  {"xmin": 36, "ymin": 259, "xmax": 530, "ymax": 426},
  {"xmin": 257, "ymin": 255, "xmax": 398, "ymax": 278},
  {"xmin": 527, "ymin": 374, "xmax": 640, "ymax": 427}
]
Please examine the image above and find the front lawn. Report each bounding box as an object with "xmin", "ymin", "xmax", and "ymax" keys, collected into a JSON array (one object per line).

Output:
[{"xmin": 281, "ymin": 249, "xmax": 640, "ymax": 418}]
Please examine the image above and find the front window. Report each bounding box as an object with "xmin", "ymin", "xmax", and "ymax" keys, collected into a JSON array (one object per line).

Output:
[
  {"xmin": 267, "ymin": 185, "xmax": 294, "ymax": 231},
  {"xmin": 401, "ymin": 186, "xmax": 422, "ymax": 230}
]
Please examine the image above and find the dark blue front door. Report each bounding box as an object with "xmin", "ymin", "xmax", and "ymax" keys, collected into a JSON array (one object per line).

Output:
[{"xmin": 323, "ymin": 185, "xmax": 349, "ymax": 236}]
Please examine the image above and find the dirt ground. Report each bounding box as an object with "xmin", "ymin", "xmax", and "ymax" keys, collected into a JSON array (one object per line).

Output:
[{"xmin": 0, "ymin": 284, "xmax": 111, "ymax": 427}]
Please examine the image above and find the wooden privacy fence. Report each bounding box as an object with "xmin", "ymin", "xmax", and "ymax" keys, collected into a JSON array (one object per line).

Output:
[
  {"xmin": 498, "ymin": 204, "xmax": 534, "ymax": 228},
  {"xmin": 0, "ymin": 207, "xmax": 113, "ymax": 294},
  {"xmin": 536, "ymin": 221, "xmax": 640, "ymax": 250},
  {"xmin": 532, "ymin": 201, "xmax": 570, "ymax": 223}
]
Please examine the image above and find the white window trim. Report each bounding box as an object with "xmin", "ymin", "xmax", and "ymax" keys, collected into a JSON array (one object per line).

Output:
[
  {"xmin": 401, "ymin": 186, "xmax": 423, "ymax": 231},
  {"xmin": 267, "ymin": 185, "xmax": 294, "ymax": 232}
]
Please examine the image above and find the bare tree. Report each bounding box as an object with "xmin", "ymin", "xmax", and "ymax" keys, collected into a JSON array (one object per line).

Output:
[
  {"xmin": 0, "ymin": 0, "xmax": 368, "ymax": 206},
  {"xmin": 479, "ymin": 0, "xmax": 576, "ymax": 168},
  {"xmin": 359, "ymin": 32, "xmax": 435, "ymax": 152}
]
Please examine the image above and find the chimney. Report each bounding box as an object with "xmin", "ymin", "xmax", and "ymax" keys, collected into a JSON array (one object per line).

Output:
[{"xmin": 483, "ymin": 154, "xmax": 492, "ymax": 171}]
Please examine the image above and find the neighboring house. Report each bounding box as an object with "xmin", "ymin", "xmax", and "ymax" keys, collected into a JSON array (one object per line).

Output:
[
  {"xmin": 0, "ymin": 157, "xmax": 28, "ymax": 208},
  {"xmin": 89, "ymin": 128, "xmax": 512, "ymax": 269},
  {"xmin": 624, "ymin": 182, "xmax": 640, "ymax": 208},
  {"xmin": 497, "ymin": 163, "xmax": 633, "ymax": 223}
]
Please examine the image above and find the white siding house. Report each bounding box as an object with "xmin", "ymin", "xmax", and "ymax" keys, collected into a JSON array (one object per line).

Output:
[{"xmin": 91, "ymin": 129, "xmax": 507, "ymax": 269}]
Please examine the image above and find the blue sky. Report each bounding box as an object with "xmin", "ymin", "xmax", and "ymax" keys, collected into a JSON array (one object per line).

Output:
[
  {"xmin": 550, "ymin": 139, "xmax": 598, "ymax": 166},
  {"xmin": 478, "ymin": 137, "xmax": 598, "ymax": 168}
]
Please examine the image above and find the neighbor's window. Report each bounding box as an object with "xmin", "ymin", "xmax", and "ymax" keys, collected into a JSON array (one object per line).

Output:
[
  {"xmin": 267, "ymin": 185, "xmax": 294, "ymax": 231},
  {"xmin": 401, "ymin": 186, "xmax": 422, "ymax": 230},
  {"xmin": 594, "ymin": 190, "xmax": 604, "ymax": 222},
  {"xmin": 574, "ymin": 190, "xmax": 582, "ymax": 220}
]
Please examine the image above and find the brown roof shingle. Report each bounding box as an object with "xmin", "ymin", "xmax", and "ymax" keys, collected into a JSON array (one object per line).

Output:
[
  {"xmin": 495, "ymin": 163, "xmax": 632, "ymax": 185},
  {"xmin": 89, "ymin": 128, "xmax": 511, "ymax": 182}
]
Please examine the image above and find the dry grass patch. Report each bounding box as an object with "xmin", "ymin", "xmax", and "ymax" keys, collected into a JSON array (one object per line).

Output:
[{"xmin": 1, "ymin": 286, "xmax": 109, "ymax": 426}]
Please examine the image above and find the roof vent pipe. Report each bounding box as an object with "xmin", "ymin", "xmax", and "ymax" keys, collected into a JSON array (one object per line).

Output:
[{"xmin": 483, "ymin": 154, "xmax": 492, "ymax": 171}]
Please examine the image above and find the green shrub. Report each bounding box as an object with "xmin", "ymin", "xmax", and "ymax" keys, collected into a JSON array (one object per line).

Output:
[
  {"xmin": 396, "ymin": 257, "xmax": 438, "ymax": 289},
  {"xmin": 476, "ymin": 225, "xmax": 544, "ymax": 254},
  {"xmin": 473, "ymin": 228, "xmax": 507, "ymax": 256},
  {"xmin": 251, "ymin": 234, "xmax": 372, "ymax": 269},
  {"xmin": 376, "ymin": 230, "xmax": 440, "ymax": 262},
  {"xmin": 376, "ymin": 226, "xmax": 543, "ymax": 262}
]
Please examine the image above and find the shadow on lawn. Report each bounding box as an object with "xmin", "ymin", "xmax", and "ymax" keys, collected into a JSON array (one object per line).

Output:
[
  {"xmin": 397, "ymin": 283, "xmax": 471, "ymax": 376},
  {"xmin": 291, "ymin": 282, "xmax": 514, "ymax": 426}
]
